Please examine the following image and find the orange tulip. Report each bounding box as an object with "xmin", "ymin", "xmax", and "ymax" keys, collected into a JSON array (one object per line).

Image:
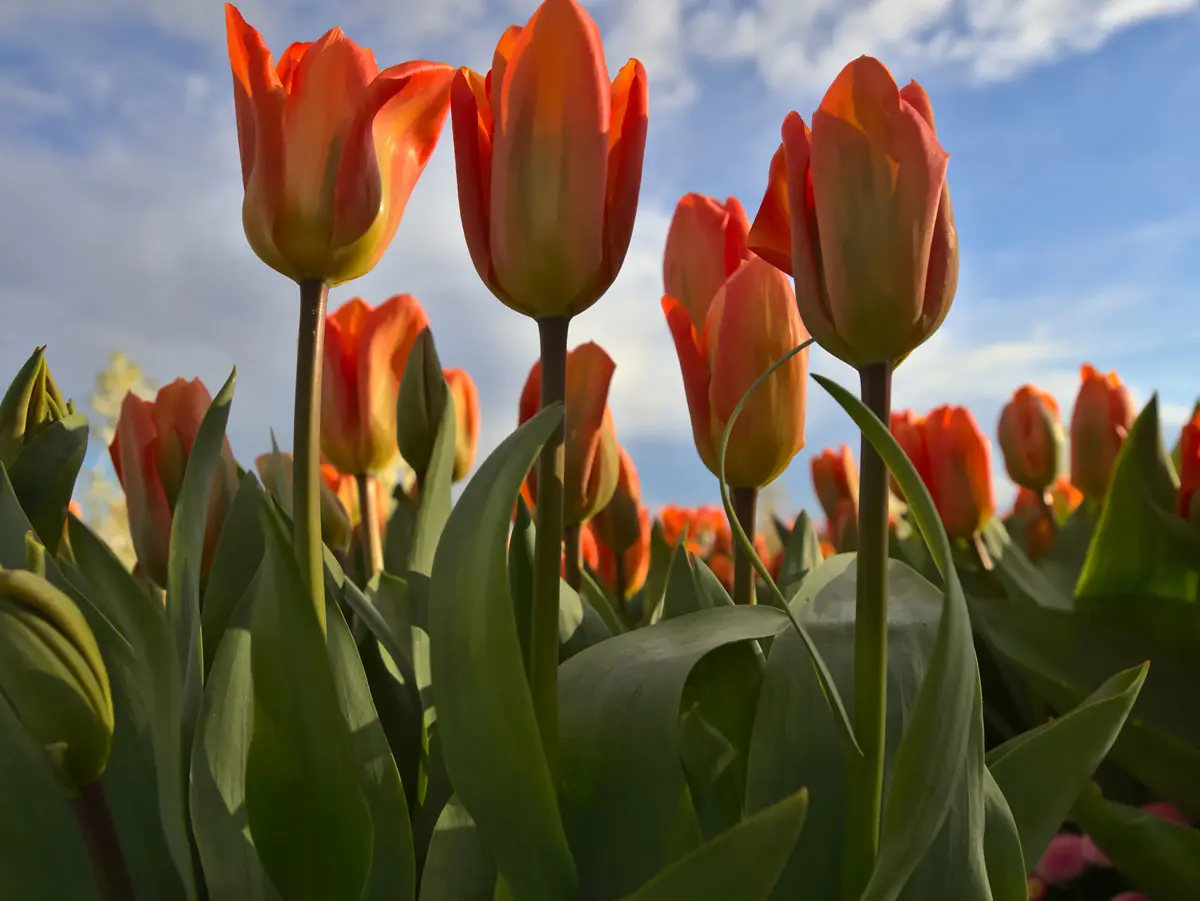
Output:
[
  {"xmin": 663, "ymin": 193, "xmax": 752, "ymax": 327},
  {"xmin": 828, "ymin": 496, "xmax": 858, "ymax": 553},
  {"xmin": 450, "ymin": 0, "xmax": 648, "ymax": 320},
  {"xmin": 748, "ymin": 57, "xmax": 957, "ymax": 368},
  {"xmin": 591, "ymin": 445, "xmax": 643, "ymax": 554},
  {"xmin": 1011, "ymin": 477, "xmax": 1083, "ymax": 559},
  {"xmin": 923, "ymin": 405, "xmax": 995, "ymax": 539},
  {"xmin": 320, "ymin": 463, "xmax": 389, "ymax": 538},
  {"xmin": 255, "ymin": 451, "xmax": 352, "ymax": 553},
  {"xmin": 321, "ymin": 294, "xmax": 429, "ymax": 475},
  {"xmin": 109, "ymin": 379, "xmax": 238, "ymax": 587},
  {"xmin": 595, "ymin": 506, "xmax": 651, "ymax": 599},
  {"xmin": 443, "ymin": 368, "xmax": 480, "ymax": 482},
  {"xmin": 224, "ymin": 6, "xmax": 454, "ymax": 285},
  {"xmin": 1177, "ymin": 409, "xmax": 1200, "ymax": 526},
  {"xmin": 1070, "ymin": 364, "xmax": 1135, "ymax": 503},
  {"xmin": 998, "ymin": 385, "xmax": 1063, "ymax": 492},
  {"xmin": 664, "ymin": 256, "xmax": 809, "ymax": 488},
  {"xmin": 709, "ymin": 525, "xmax": 770, "ymax": 593},
  {"xmin": 811, "ymin": 444, "xmax": 859, "ymax": 523},
  {"xmin": 562, "ymin": 521, "xmax": 600, "ymax": 579},
  {"xmin": 519, "ymin": 342, "xmax": 620, "ymax": 524},
  {"xmin": 890, "ymin": 409, "xmax": 929, "ymax": 499}
]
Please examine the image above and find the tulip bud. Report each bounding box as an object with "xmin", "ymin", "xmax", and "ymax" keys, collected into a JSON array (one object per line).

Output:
[
  {"xmin": 0, "ymin": 346, "xmax": 75, "ymax": 466},
  {"xmin": 595, "ymin": 506, "xmax": 651, "ymax": 599},
  {"xmin": 1177, "ymin": 408, "xmax": 1200, "ymax": 527},
  {"xmin": 224, "ymin": 6, "xmax": 455, "ymax": 286},
  {"xmin": 590, "ymin": 446, "xmax": 643, "ymax": 554},
  {"xmin": 110, "ymin": 379, "xmax": 239, "ymax": 587},
  {"xmin": 663, "ymin": 256, "xmax": 809, "ymax": 489},
  {"xmin": 519, "ymin": 342, "xmax": 620, "ymax": 525},
  {"xmin": 255, "ymin": 450, "xmax": 352, "ymax": 553},
  {"xmin": 923, "ymin": 405, "xmax": 995, "ymax": 539},
  {"xmin": 321, "ymin": 464, "xmax": 389, "ymax": 538},
  {"xmin": 1010, "ymin": 477, "xmax": 1083, "ymax": 559},
  {"xmin": 1069, "ymin": 364, "xmax": 1135, "ymax": 504},
  {"xmin": 889, "ymin": 410, "xmax": 929, "ymax": 500},
  {"xmin": 998, "ymin": 385, "xmax": 1063, "ymax": 492},
  {"xmin": 443, "ymin": 368, "xmax": 480, "ymax": 482},
  {"xmin": 748, "ymin": 58, "xmax": 958, "ymax": 368},
  {"xmin": 0, "ymin": 567, "xmax": 114, "ymax": 790},
  {"xmin": 322, "ymin": 295, "xmax": 430, "ymax": 476},
  {"xmin": 396, "ymin": 328, "xmax": 449, "ymax": 479},
  {"xmin": 828, "ymin": 496, "xmax": 858, "ymax": 553},
  {"xmin": 663, "ymin": 193, "xmax": 751, "ymax": 328},
  {"xmin": 450, "ymin": 0, "xmax": 648, "ymax": 319},
  {"xmin": 811, "ymin": 444, "xmax": 859, "ymax": 524},
  {"xmin": 562, "ymin": 522, "xmax": 600, "ymax": 580}
]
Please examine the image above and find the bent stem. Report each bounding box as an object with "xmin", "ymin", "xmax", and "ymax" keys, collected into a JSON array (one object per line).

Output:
[
  {"xmin": 529, "ymin": 315, "xmax": 570, "ymax": 779},
  {"xmin": 294, "ymin": 279, "xmax": 329, "ymax": 633},
  {"xmin": 841, "ymin": 361, "xmax": 893, "ymax": 900},
  {"xmin": 731, "ymin": 487, "xmax": 758, "ymax": 604},
  {"xmin": 563, "ymin": 523, "xmax": 583, "ymax": 591},
  {"xmin": 71, "ymin": 781, "xmax": 135, "ymax": 901},
  {"xmin": 356, "ymin": 472, "xmax": 384, "ymax": 581}
]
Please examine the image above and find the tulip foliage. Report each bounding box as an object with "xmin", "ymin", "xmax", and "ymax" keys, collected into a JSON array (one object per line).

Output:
[{"xmin": 1, "ymin": 2, "xmax": 1198, "ymax": 901}]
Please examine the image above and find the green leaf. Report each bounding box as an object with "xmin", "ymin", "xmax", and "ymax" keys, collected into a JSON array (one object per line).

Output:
[
  {"xmin": 639, "ymin": 521, "xmax": 674, "ymax": 626},
  {"xmin": 978, "ymin": 519, "xmax": 1072, "ymax": 611},
  {"xmin": 1077, "ymin": 396, "xmax": 1198, "ymax": 601},
  {"xmin": 383, "ymin": 488, "xmax": 418, "ymax": 579},
  {"xmin": 661, "ymin": 544, "xmax": 730, "ymax": 621},
  {"xmin": 200, "ymin": 473, "xmax": 266, "ymax": 676},
  {"xmin": 578, "ymin": 568, "xmax": 627, "ymax": 635},
  {"xmin": 8, "ymin": 411, "xmax": 88, "ymax": 556},
  {"xmin": 618, "ymin": 789, "xmax": 809, "ymax": 901},
  {"xmin": 244, "ymin": 501, "xmax": 373, "ymax": 901},
  {"xmin": 404, "ymin": 366, "xmax": 457, "ymax": 577},
  {"xmin": 986, "ymin": 663, "xmax": 1147, "ymax": 862},
  {"xmin": 558, "ymin": 604, "xmax": 788, "ymax": 899},
  {"xmin": 813, "ymin": 373, "xmax": 979, "ymax": 901},
  {"xmin": 418, "ymin": 797, "xmax": 496, "ymax": 901},
  {"xmin": 558, "ymin": 580, "xmax": 612, "ymax": 662},
  {"xmin": 777, "ymin": 509, "xmax": 823, "ymax": 598},
  {"xmin": 1071, "ymin": 784, "xmax": 1200, "ymax": 898},
  {"xmin": 167, "ymin": 366, "xmax": 236, "ymax": 742},
  {"xmin": 982, "ymin": 765, "xmax": 1028, "ymax": 901},
  {"xmin": 507, "ymin": 496, "xmax": 536, "ymax": 669},
  {"xmin": 427, "ymin": 404, "xmax": 577, "ymax": 901}
]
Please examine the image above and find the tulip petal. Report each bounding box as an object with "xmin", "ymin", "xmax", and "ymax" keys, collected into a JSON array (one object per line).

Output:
[
  {"xmin": 451, "ymin": 68, "xmax": 499, "ymax": 299},
  {"xmin": 359, "ymin": 294, "xmax": 429, "ymax": 472},
  {"xmin": 112, "ymin": 393, "xmax": 173, "ymax": 586},
  {"xmin": 276, "ymin": 42, "xmax": 313, "ymax": 90},
  {"xmin": 562, "ymin": 342, "xmax": 617, "ymax": 520},
  {"xmin": 747, "ymin": 143, "xmax": 793, "ymax": 276},
  {"xmin": 321, "ymin": 298, "xmax": 369, "ymax": 471},
  {"xmin": 664, "ymin": 193, "xmax": 748, "ymax": 330},
  {"xmin": 663, "ymin": 295, "xmax": 717, "ymax": 473},
  {"xmin": 599, "ymin": 59, "xmax": 649, "ymax": 298}
]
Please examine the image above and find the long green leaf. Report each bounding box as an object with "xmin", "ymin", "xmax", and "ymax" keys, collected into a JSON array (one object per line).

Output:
[
  {"xmin": 427, "ymin": 404, "xmax": 577, "ymax": 901},
  {"xmin": 8, "ymin": 410, "xmax": 88, "ymax": 555}
]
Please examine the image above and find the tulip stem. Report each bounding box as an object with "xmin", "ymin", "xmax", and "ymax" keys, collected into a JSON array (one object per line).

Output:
[
  {"xmin": 731, "ymin": 487, "xmax": 758, "ymax": 605},
  {"xmin": 563, "ymin": 524, "xmax": 583, "ymax": 591},
  {"xmin": 1035, "ymin": 492, "xmax": 1059, "ymax": 537},
  {"xmin": 842, "ymin": 361, "xmax": 893, "ymax": 900},
  {"xmin": 294, "ymin": 279, "xmax": 329, "ymax": 634},
  {"xmin": 356, "ymin": 473, "xmax": 383, "ymax": 581},
  {"xmin": 529, "ymin": 315, "xmax": 570, "ymax": 780},
  {"xmin": 71, "ymin": 780, "xmax": 135, "ymax": 901}
]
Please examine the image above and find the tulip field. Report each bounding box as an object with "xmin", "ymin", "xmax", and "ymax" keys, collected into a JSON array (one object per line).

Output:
[{"xmin": 2, "ymin": 1, "xmax": 1199, "ymax": 900}]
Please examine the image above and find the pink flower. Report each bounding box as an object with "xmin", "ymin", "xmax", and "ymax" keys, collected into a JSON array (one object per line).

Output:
[
  {"xmin": 1081, "ymin": 833, "xmax": 1111, "ymax": 867},
  {"xmin": 1142, "ymin": 801, "xmax": 1188, "ymax": 825},
  {"xmin": 1035, "ymin": 833, "xmax": 1086, "ymax": 885},
  {"xmin": 1110, "ymin": 894, "xmax": 1149, "ymax": 901}
]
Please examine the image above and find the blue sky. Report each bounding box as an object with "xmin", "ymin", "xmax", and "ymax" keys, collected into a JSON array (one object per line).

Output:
[{"xmin": 1, "ymin": 0, "xmax": 1198, "ymax": 524}]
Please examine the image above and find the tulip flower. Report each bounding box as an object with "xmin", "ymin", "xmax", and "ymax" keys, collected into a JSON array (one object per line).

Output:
[
  {"xmin": 595, "ymin": 507, "xmax": 651, "ymax": 600},
  {"xmin": 321, "ymin": 294, "xmax": 429, "ymax": 476},
  {"xmin": 224, "ymin": 5, "xmax": 455, "ymax": 286},
  {"xmin": 450, "ymin": 0, "xmax": 648, "ymax": 319},
  {"xmin": 663, "ymin": 193, "xmax": 752, "ymax": 326},
  {"xmin": 664, "ymin": 255, "xmax": 809, "ymax": 489},
  {"xmin": 1034, "ymin": 833, "xmax": 1086, "ymax": 885},
  {"xmin": 998, "ymin": 385, "xmax": 1063, "ymax": 492},
  {"xmin": 1012, "ymin": 477, "xmax": 1083, "ymax": 559},
  {"xmin": 659, "ymin": 505, "xmax": 721, "ymax": 558},
  {"xmin": 321, "ymin": 463, "xmax": 389, "ymax": 539},
  {"xmin": 255, "ymin": 451, "xmax": 352, "ymax": 554},
  {"xmin": 922, "ymin": 405, "xmax": 995, "ymax": 539},
  {"xmin": 1069, "ymin": 364, "xmax": 1135, "ymax": 504},
  {"xmin": 109, "ymin": 379, "xmax": 239, "ymax": 588},
  {"xmin": 444, "ymin": 368, "xmax": 480, "ymax": 483},
  {"xmin": 590, "ymin": 446, "xmax": 643, "ymax": 554},
  {"xmin": 812, "ymin": 444, "xmax": 859, "ymax": 531},
  {"xmin": 519, "ymin": 342, "xmax": 620, "ymax": 525},
  {"xmin": 748, "ymin": 57, "xmax": 958, "ymax": 368},
  {"xmin": 1176, "ymin": 408, "xmax": 1200, "ymax": 526},
  {"xmin": 890, "ymin": 409, "xmax": 930, "ymax": 499},
  {"xmin": 561, "ymin": 522, "xmax": 599, "ymax": 579},
  {"xmin": 0, "ymin": 346, "xmax": 75, "ymax": 467}
]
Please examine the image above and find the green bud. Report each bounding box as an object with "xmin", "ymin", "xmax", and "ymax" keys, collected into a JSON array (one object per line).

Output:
[
  {"xmin": 0, "ymin": 347, "xmax": 73, "ymax": 466},
  {"xmin": 396, "ymin": 328, "xmax": 451, "ymax": 479},
  {"xmin": 0, "ymin": 567, "xmax": 114, "ymax": 790},
  {"xmin": 254, "ymin": 446, "xmax": 352, "ymax": 554}
]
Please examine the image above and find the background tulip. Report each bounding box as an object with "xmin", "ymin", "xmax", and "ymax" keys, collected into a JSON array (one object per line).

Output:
[
  {"xmin": 1070, "ymin": 363, "xmax": 1135, "ymax": 503},
  {"xmin": 812, "ymin": 445, "xmax": 859, "ymax": 524},
  {"xmin": 225, "ymin": 5, "xmax": 455, "ymax": 286},
  {"xmin": 664, "ymin": 255, "xmax": 808, "ymax": 489},
  {"xmin": 663, "ymin": 193, "xmax": 752, "ymax": 327},
  {"xmin": 449, "ymin": 0, "xmax": 648, "ymax": 319},
  {"xmin": 889, "ymin": 409, "xmax": 929, "ymax": 500},
  {"xmin": 255, "ymin": 451, "xmax": 352, "ymax": 554},
  {"xmin": 444, "ymin": 368, "xmax": 480, "ymax": 483},
  {"xmin": 998, "ymin": 385, "xmax": 1063, "ymax": 492},
  {"xmin": 1177, "ymin": 408, "xmax": 1200, "ymax": 526},
  {"xmin": 748, "ymin": 57, "xmax": 958, "ymax": 368},
  {"xmin": 594, "ymin": 507, "xmax": 650, "ymax": 600},
  {"xmin": 109, "ymin": 378, "xmax": 238, "ymax": 587},
  {"xmin": 590, "ymin": 446, "xmax": 643, "ymax": 554},
  {"xmin": 321, "ymin": 294, "xmax": 429, "ymax": 476},
  {"xmin": 924, "ymin": 405, "xmax": 995, "ymax": 539}
]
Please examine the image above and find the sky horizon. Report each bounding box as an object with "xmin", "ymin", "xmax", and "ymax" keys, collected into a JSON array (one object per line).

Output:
[{"xmin": 2, "ymin": 0, "xmax": 1198, "ymax": 526}]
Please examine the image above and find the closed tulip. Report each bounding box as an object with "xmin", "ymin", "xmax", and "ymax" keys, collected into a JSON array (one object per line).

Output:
[
  {"xmin": 590, "ymin": 446, "xmax": 643, "ymax": 554},
  {"xmin": 1177, "ymin": 408, "xmax": 1200, "ymax": 526},
  {"xmin": 811, "ymin": 444, "xmax": 859, "ymax": 523},
  {"xmin": 0, "ymin": 346, "xmax": 75, "ymax": 466},
  {"xmin": 255, "ymin": 451, "xmax": 352, "ymax": 554},
  {"xmin": 562, "ymin": 522, "xmax": 600, "ymax": 579},
  {"xmin": 998, "ymin": 385, "xmax": 1063, "ymax": 492},
  {"xmin": 450, "ymin": 0, "xmax": 648, "ymax": 319},
  {"xmin": 889, "ymin": 409, "xmax": 929, "ymax": 500},
  {"xmin": 1011, "ymin": 477, "xmax": 1082, "ymax": 559},
  {"xmin": 664, "ymin": 256, "xmax": 809, "ymax": 489},
  {"xmin": 663, "ymin": 193, "xmax": 752, "ymax": 326},
  {"xmin": 321, "ymin": 294, "xmax": 429, "ymax": 475},
  {"xmin": 595, "ymin": 506, "xmax": 651, "ymax": 600},
  {"xmin": 321, "ymin": 463, "xmax": 390, "ymax": 538},
  {"xmin": 1070, "ymin": 364, "xmax": 1135, "ymax": 503},
  {"xmin": 748, "ymin": 57, "xmax": 958, "ymax": 368},
  {"xmin": 923, "ymin": 405, "xmax": 995, "ymax": 539},
  {"xmin": 519, "ymin": 342, "xmax": 620, "ymax": 525},
  {"xmin": 109, "ymin": 379, "xmax": 239, "ymax": 588},
  {"xmin": 224, "ymin": 5, "xmax": 455, "ymax": 285},
  {"xmin": 444, "ymin": 368, "xmax": 480, "ymax": 482}
]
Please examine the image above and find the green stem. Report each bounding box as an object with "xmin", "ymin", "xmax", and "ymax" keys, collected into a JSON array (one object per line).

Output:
[
  {"xmin": 563, "ymin": 523, "xmax": 583, "ymax": 591},
  {"xmin": 529, "ymin": 315, "xmax": 569, "ymax": 779},
  {"xmin": 842, "ymin": 361, "xmax": 892, "ymax": 900},
  {"xmin": 356, "ymin": 472, "xmax": 383, "ymax": 581},
  {"xmin": 294, "ymin": 279, "xmax": 329, "ymax": 634},
  {"xmin": 731, "ymin": 487, "xmax": 759, "ymax": 605},
  {"xmin": 71, "ymin": 780, "xmax": 135, "ymax": 901}
]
